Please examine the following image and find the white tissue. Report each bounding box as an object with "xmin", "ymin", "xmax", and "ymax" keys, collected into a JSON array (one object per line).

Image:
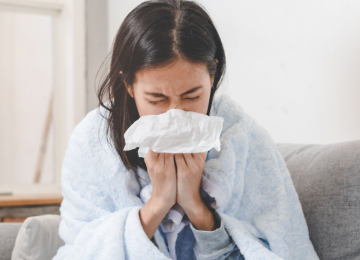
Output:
[{"xmin": 123, "ymin": 109, "xmax": 224, "ymax": 158}]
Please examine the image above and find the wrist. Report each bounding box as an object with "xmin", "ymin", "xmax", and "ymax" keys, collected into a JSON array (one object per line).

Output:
[
  {"xmin": 180, "ymin": 195, "xmax": 202, "ymax": 214},
  {"xmin": 140, "ymin": 196, "xmax": 172, "ymax": 240},
  {"xmin": 148, "ymin": 196, "xmax": 173, "ymax": 215},
  {"xmin": 186, "ymin": 201, "xmax": 216, "ymax": 231}
]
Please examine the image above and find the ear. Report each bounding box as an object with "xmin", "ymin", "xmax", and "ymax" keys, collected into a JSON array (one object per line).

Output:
[
  {"xmin": 126, "ymin": 85, "xmax": 134, "ymax": 98},
  {"xmin": 121, "ymin": 74, "xmax": 134, "ymax": 98}
]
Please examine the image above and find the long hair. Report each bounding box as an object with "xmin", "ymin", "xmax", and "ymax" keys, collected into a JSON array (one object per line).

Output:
[{"xmin": 97, "ymin": 0, "xmax": 226, "ymax": 180}]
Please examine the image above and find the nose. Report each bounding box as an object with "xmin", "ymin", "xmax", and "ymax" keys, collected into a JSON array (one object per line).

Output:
[{"xmin": 172, "ymin": 100, "xmax": 183, "ymax": 110}]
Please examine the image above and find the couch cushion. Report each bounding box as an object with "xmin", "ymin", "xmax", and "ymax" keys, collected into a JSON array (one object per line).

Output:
[
  {"xmin": 276, "ymin": 140, "xmax": 360, "ymax": 260},
  {"xmin": 0, "ymin": 223, "xmax": 22, "ymax": 260},
  {"xmin": 11, "ymin": 214, "xmax": 64, "ymax": 260}
]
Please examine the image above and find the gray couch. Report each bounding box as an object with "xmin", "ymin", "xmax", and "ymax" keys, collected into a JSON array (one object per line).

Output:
[{"xmin": 1, "ymin": 140, "xmax": 359, "ymax": 260}]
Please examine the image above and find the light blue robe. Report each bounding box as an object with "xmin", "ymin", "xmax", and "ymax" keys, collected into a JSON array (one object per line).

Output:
[{"xmin": 53, "ymin": 94, "xmax": 319, "ymax": 260}]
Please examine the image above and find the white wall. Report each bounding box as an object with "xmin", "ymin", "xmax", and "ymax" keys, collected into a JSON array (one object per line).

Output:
[
  {"xmin": 86, "ymin": 0, "xmax": 108, "ymax": 112},
  {"xmin": 107, "ymin": 0, "xmax": 143, "ymax": 51},
  {"xmin": 108, "ymin": 0, "xmax": 360, "ymax": 144}
]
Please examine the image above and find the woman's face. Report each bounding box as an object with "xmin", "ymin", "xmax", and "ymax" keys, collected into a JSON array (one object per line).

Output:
[{"xmin": 125, "ymin": 57, "xmax": 216, "ymax": 116}]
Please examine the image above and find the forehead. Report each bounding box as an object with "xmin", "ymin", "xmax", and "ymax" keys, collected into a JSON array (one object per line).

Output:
[{"xmin": 133, "ymin": 59, "xmax": 209, "ymax": 91}]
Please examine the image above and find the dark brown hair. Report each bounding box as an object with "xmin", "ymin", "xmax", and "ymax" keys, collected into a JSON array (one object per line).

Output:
[{"xmin": 97, "ymin": 0, "xmax": 226, "ymax": 180}]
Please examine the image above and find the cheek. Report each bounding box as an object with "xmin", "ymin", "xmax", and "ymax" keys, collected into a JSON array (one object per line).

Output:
[
  {"xmin": 193, "ymin": 98, "xmax": 205, "ymax": 109},
  {"xmin": 137, "ymin": 106, "xmax": 154, "ymax": 117},
  {"xmin": 133, "ymin": 97, "xmax": 147, "ymax": 117},
  {"xmin": 137, "ymin": 101, "xmax": 162, "ymax": 117},
  {"xmin": 200, "ymin": 98, "xmax": 210, "ymax": 114},
  {"xmin": 186, "ymin": 97, "xmax": 209, "ymax": 115}
]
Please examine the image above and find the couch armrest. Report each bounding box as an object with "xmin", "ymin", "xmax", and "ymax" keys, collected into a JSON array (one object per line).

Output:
[{"xmin": 0, "ymin": 222, "xmax": 22, "ymax": 260}]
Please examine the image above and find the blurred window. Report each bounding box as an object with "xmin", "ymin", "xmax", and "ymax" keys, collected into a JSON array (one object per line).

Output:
[{"xmin": 0, "ymin": 10, "xmax": 55, "ymax": 185}]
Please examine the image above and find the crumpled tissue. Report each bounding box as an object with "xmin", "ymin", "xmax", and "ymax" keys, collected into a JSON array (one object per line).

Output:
[{"xmin": 123, "ymin": 108, "xmax": 224, "ymax": 157}]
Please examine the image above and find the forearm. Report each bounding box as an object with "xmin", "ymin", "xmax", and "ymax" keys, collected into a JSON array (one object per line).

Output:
[{"xmin": 139, "ymin": 197, "xmax": 171, "ymax": 240}]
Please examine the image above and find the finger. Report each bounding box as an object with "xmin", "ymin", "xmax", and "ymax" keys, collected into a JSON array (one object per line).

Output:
[
  {"xmin": 157, "ymin": 152, "xmax": 165, "ymax": 168},
  {"xmin": 196, "ymin": 152, "xmax": 207, "ymax": 162},
  {"xmin": 164, "ymin": 153, "xmax": 174, "ymax": 167},
  {"xmin": 202, "ymin": 152, "xmax": 207, "ymax": 161},
  {"xmin": 173, "ymin": 154, "xmax": 178, "ymax": 173},
  {"xmin": 182, "ymin": 153, "xmax": 194, "ymax": 167},
  {"xmin": 174, "ymin": 153, "xmax": 186, "ymax": 171},
  {"xmin": 146, "ymin": 148, "xmax": 159, "ymax": 162}
]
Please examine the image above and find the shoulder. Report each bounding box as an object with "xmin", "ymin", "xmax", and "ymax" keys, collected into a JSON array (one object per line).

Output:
[
  {"xmin": 211, "ymin": 94, "xmax": 273, "ymax": 143},
  {"xmin": 70, "ymin": 104, "xmax": 109, "ymax": 145},
  {"xmin": 60, "ymin": 104, "xmax": 122, "ymax": 212},
  {"xmin": 62, "ymin": 101, "xmax": 120, "ymax": 174},
  {"xmin": 66, "ymin": 100, "xmax": 117, "ymax": 158},
  {"xmin": 211, "ymin": 93, "xmax": 251, "ymax": 135}
]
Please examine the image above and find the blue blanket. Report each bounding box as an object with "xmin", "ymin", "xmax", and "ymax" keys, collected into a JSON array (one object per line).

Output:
[{"xmin": 53, "ymin": 94, "xmax": 319, "ymax": 260}]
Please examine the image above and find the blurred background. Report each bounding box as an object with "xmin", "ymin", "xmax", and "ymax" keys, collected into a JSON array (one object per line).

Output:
[{"xmin": 0, "ymin": 0, "xmax": 359, "ymax": 213}]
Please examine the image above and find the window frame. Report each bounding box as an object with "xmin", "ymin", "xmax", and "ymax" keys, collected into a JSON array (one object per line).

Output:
[{"xmin": 0, "ymin": 0, "xmax": 86, "ymax": 195}]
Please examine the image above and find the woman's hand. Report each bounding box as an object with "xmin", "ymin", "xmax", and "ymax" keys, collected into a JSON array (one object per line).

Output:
[
  {"xmin": 174, "ymin": 152, "xmax": 207, "ymax": 213},
  {"xmin": 144, "ymin": 149, "xmax": 177, "ymax": 210}
]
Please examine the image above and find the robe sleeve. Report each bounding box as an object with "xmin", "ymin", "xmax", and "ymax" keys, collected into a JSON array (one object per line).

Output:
[{"xmin": 189, "ymin": 209, "xmax": 245, "ymax": 260}]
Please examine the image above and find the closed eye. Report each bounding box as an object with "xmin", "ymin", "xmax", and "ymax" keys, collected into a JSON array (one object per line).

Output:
[{"xmin": 148, "ymin": 96, "xmax": 200, "ymax": 105}]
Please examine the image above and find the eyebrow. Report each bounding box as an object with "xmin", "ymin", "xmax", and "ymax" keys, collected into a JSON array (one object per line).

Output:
[{"xmin": 144, "ymin": 86, "xmax": 203, "ymax": 98}]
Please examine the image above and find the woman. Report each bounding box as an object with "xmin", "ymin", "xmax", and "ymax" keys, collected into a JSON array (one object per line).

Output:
[{"xmin": 53, "ymin": 0, "xmax": 319, "ymax": 259}]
